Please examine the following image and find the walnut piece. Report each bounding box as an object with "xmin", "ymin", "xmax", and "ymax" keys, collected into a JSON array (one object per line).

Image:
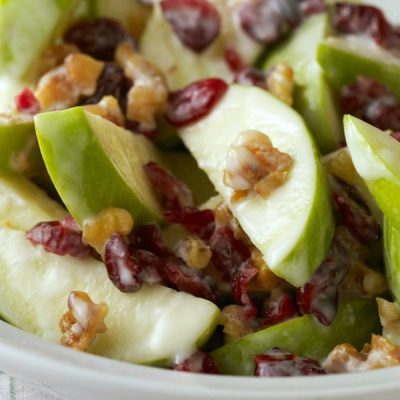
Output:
[
  {"xmin": 378, "ymin": 298, "xmax": 400, "ymax": 346},
  {"xmin": 323, "ymin": 334, "xmax": 400, "ymax": 373},
  {"xmin": 175, "ymin": 236, "xmax": 212, "ymax": 269},
  {"xmin": 60, "ymin": 291, "xmax": 108, "ymax": 352},
  {"xmin": 83, "ymin": 95, "xmax": 125, "ymax": 127},
  {"xmin": 82, "ymin": 207, "xmax": 134, "ymax": 255},
  {"xmin": 115, "ymin": 42, "xmax": 168, "ymax": 130},
  {"xmin": 224, "ymin": 130, "xmax": 293, "ymax": 202},
  {"xmin": 267, "ymin": 64, "xmax": 294, "ymax": 106}
]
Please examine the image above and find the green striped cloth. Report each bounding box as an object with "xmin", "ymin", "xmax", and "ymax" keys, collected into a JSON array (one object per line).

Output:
[{"xmin": 0, "ymin": 372, "xmax": 64, "ymax": 400}]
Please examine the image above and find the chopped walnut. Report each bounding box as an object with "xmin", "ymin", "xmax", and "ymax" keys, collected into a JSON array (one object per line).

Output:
[
  {"xmin": 82, "ymin": 207, "xmax": 134, "ymax": 255},
  {"xmin": 378, "ymin": 298, "xmax": 400, "ymax": 346},
  {"xmin": 83, "ymin": 95, "xmax": 125, "ymax": 127},
  {"xmin": 220, "ymin": 304, "xmax": 258, "ymax": 341},
  {"xmin": 340, "ymin": 262, "xmax": 387, "ymax": 299},
  {"xmin": 175, "ymin": 236, "xmax": 212, "ymax": 269},
  {"xmin": 324, "ymin": 334, "xmax": 400, "ymax": 373},
  {"xmin": 115, "ymin": 42, "xmax": 168, "ymax": 130},
  {"xmin": 60, "ymin": 291, "xmax": 108, "ymax": 352},
  {"xmin": 267, "ymin": 64, "xmax": 294, "ymax": 106},
  {"xmin": 224, "ymin": 130, "xmax": 293, "ymax": 202},
  {"xmin": 35, "ymin": 54, "xmax": 104, "ymax": 111}
]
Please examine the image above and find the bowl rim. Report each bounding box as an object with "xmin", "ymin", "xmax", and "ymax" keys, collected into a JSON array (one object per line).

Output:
[{"xmin": 1, "ymin": 320, "xmax": 400, "ymax": 400}]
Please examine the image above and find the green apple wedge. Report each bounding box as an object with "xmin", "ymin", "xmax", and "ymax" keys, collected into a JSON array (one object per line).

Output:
[
  {"xmin": 0, "ymin": 115, "xmax": 44, "ymax": 177},
  {"xmin": 0, "ymin": 0, "xmax": 79, "ymax": 80},
  {"xmin": 344, "ymin": 115, "xmax": 400, "ymax": 231},
  {"xmin": 317, "ymin": 35, "xmax": 400, "ymax": 98},
  {"xmin": 383, "ymin": 219, "xmax": 400, "ymax": 303},
  {"xmin": 34, "ymin": 107, "xmax": 163, "ymax": 225},
  {"xmin": 264, "ymin": 14, "xmax": 343, "ymax": 154},
  {"xmin": 0, "ymin": 176, "xmax": 220, "ymax": 365},
  {"xmin": 179, "ymin": 85, "xmax": 334, "ymax": 287},
  {"xmin": 212, "ymin": 298, "xmax": 379, "ymax": 375},
  {"xmin": 140, "ymin": 1, "xmax": 262, "ymax": 90}
]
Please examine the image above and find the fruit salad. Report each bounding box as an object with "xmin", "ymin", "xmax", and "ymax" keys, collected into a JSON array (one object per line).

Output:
[{"xmin": 2, "ymin": 0, "xmax": 400, "ymax": 377}]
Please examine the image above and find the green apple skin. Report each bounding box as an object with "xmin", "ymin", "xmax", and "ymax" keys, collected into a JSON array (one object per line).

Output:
[
  {"xmin": 344, "ymin": 115, "xmax": 400, "ymax": 231},
  {"xmin": 317, "ymin": 36, "xmax": 400, "ymax": 98},
  {"xmin": 179, "ymin": 85, "xmax": 334, "ymax": 287},
  {"xmin": 0, "ymin": 0, "xmax": 79, "ymax": 80},
  {"xmin": 0, "ymin": 117, "xmax": 44, "ymax": 177},
  {"xmin": 264, "ymin": 14, "xmax": 343, "ymax": 154},
  {"xmin": 212, "ymin": 299, "xmax": 379, "ymax": 375},
  {"xmin": 384, "ymin": 219, "xmax": 400, "ymax": 303},
  {"xmin": 34, "ymin": 107, "xmax": 163, "ymax": 225}
]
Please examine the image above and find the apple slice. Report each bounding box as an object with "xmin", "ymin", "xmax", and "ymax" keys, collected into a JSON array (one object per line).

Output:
[
  {"xmin": 344, "ymin": 115, "xmax": 400, "ymax": 230},
  {"xmin": 0, "ymin": 0, "xmax": 79, "ymax": 80},
  {"xmin": 178, "ymin": 85, "xmax": 334, "ymax": 287},
  {"xmin": 140, "ymin": 1, "xmax": 262, "ymax": 90},
  {"xmin": 384, "ymin": 219, "xmax": 400, "ymax": 303},
  {"xmin": 317, "ymin": 35, "xmax": 400, "ymax": 98},
  {"xmin": 212, "ymin": 298, "xmax": 379, "ymax": 375},
  {"xmin": 264, "ymin": 14, "xmax": 343, "ymax": 154},
  {"xmin": 34, "ymin": 107, "xmax": 163, "ymax": 225}
]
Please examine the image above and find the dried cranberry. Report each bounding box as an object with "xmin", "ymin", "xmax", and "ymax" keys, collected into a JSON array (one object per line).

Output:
[
  {"xmin": 130, "ymin": 224, "xmax": 171, "ymax": 257},
  {"xmin": 254, "ymin": 348, "xmax": 326, "ymax": 376},
  {"xmin": 104, "ymin": 233, "xmax": 142, "ymax": 292},
  {"xmin": 340, "ymin": 76, "xmax": 400, "ymax": 131},
  {"xmin": 166, "ymin": 78, "xmax": 228, "ymax": 127},
  {"xmin": 81, "ymin": 62, "xmax": 131, "ymax": 109},
  {"xmin": 64, "ymin": 18, "xmax": 134, "ymax": 61},
  {"xmin": 231, "ymin": 259, "xmax": 258, "ymax": 307},
  {"xmin": 300, "ymin": 0, "xmax": 326, "ymax": 16},
  {"xmin": 174, "ymin": 351, "xmax": 220, "ymax": 373},
  {"xmin": 131, "ymin": 248, "xmax": 164, "ymax": 285},
  {"xmin": 233, "ymin": 66, "xmax": 268, "ymax": 90},
  {"xmin": 333, "ymin": 3, "xmax": 391, "ymax": 47},
  {"xmin": 161, "ymin": 0, "xmax": 221, "ymax": 52},
  {"xmin": 164, "ymin": 208, "xmax": 215, "ymax": 240},
  {"xmin": 261, "ymin": 290, "xmax": 299, "ymax": 328},
  {"xmin": 26, "ymin": 217, "xmax": 91, "ymax": 258},
  {"xmin": 296, "ymin": 249, "xmax": 348, "ymax": 326},
  {"xmin": 144, "ymin": 161, "xmax": 196, "ymax": 211},
  {"xmin": 392, "ymin": 131, "xmax": 400, "ymax": 142},
  {"xmin": 15, "ymin": 88, "xmax": 40, "ymax": 115},
  {"xmin": 209, "ymin": 226, "xmax": 251, "ymax": 282},
  {"xmin": 238, "ymin": 0, "xmax": 300, "ymax": 45},
  {"xmin": 333, "ymin": 178, "xmax": 381, "ymax": 244},
  {"xmin": 224, "ymin": 48, "xmax": 244, "ymax": 73}
]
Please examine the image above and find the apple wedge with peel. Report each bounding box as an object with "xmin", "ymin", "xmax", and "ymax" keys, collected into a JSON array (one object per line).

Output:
[
  {"xmin": 264, "ymin": 14, "xmax": 343, "ymax": 154},
  {"xmin": 344, "ymin": 115, "xmax": 400, "ymax": 231},
  {"xmin": 34, "ymin": 107, "xmax": 163, "ymax": 225},
  {"xmin": 178, "ymin": 85, "xmax": 334, "ymax": 287},
  {"xmin": 384, "ymin": 219, "xmax": 400, "ymax": 303},
  {"xmin": 317, "ymin": 35, "xmax": 400, "ymax": 98},
  {"xmin": 0, "ymin": 176, "xmax": 220, "ymax": 365},
  {"xmin": 212, "ymin": 298, "xmax": 379, "ymax": 375}
]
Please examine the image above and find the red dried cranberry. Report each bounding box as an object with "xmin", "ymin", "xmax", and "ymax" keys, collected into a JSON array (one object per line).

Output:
[
  {"xmin": 144, "ymin": 161, "xmax": 196, "ymax": 211},
  {"xmin": 64, "ymin": 18, "xmax": 134, "ymax": 61},
  {"xmin": 174, "ymin": 351, "xmax": 220, "ymax": 373},
  {"xmin": 104, "ymin": 233, "xmax": 142, "ymax": 292},
  {"xmin": 161, "ymin": 0, "xmax": 221, "ymax": 52},
  {"xmin": 224, "ymin": 48, "xmax": 244, "ymax": 73},
  {"xmin": 300, "ymin": 0, "xmax": 326, "ymax": 16},
  {"xmin": 233, "ymin": 66, "xmax": 268, "ymax": 90},
  {"xmin": 296, "ymin": 249, "xmax": 348, "ymax": 326},
  {"xmin": 166, "ymin": 78, "xmax": 228, "ymax": 127},
  {"xmin": 340, "ymin": 76, "xmax": 400, "ymax": 131},
  {"xmin": 261, "ymin": 290, "xmax": 299, "ymax": 328},
  {"xmin": 130, "ymin": 224, "xmax": 171, "ymax": 257},
  {"xmin": 238, "ymin": 0, "xmax": 300, "ymax": 45},
  {"xmin": 392, "ymin": 131, "xmax": 400, "ymax": 142},
  {"xmin": 15, "ymin": 88, "xmax": 40, "ymax": 115},
  {"xmin": 81, "ymin": 62, "xmax": 131, "ymax": 109},
  {"xmin": 231, "ymin": 259, "xmax": 258, "ymax": 307},
  {"xmin": 209, "ymin": 226, "xmax": 251, "ymax": 282},
  {"xmin": 131, "ymin": 248, "xmax": 164, "ymax": 285},
  {"xmin": 164, "ymin": 208, "xmax": 215, "ymax": 240},
  {"xmin": 26, "ymin": 217, "xmax": 91, "ymax": 258},
  {"xmin": 125, "ymin": 119, "xmax": 158, "ymax": 139},
  {"xmin": 333, "ymin": 178, "xmax": 380, "ymax": 244},
  {"xmin": 254, "ymin": 348, "xmax": 326, "ymax": 376}
]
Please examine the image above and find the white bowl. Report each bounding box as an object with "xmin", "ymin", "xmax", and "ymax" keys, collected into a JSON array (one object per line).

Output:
[{"xmin": 1, "ymin": 320, "xmax": 400, "ymax": 400}]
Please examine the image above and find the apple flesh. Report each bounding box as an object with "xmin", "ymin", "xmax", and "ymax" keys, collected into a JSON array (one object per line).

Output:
[
  {"xmin": 179, "ymin": 85, "xmax": 334, "ymax": 287},
  {"xmin": 34, "ymin": 107, "xmax": 164, "ymax": 225},
  {"xmin": 344, "ymin": 115, "xmax": 400, "ymax": 231},
  {"xmin": 212, "ymin": 298, "xmax": 379, "ymax": 375},
  {"xmin": 264, "ymin": 14, "xmax": 343, "ymax": 154}
]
